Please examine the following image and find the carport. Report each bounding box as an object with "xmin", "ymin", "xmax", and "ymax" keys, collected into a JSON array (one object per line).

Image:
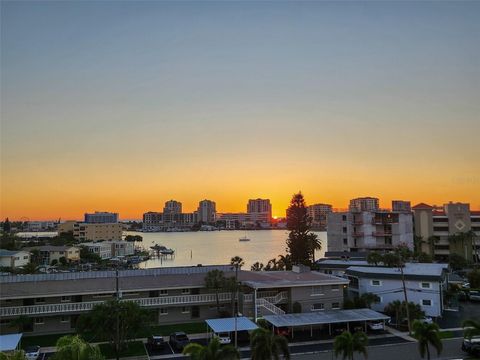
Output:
[
  {"xmin": 0, "ymin": 333, "xmax": 23, "ymax": 352},
  {"xmin": 263, "ymin": 308, "xmax": 390, "ymax": 338},
  {"xmin": 205, "ymin": 317, "xmax": 258, "ymax": 341}
]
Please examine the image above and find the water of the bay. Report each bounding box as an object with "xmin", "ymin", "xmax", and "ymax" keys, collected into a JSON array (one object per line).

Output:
[{"xmin": 128, "ymin": 230, "xmax": 327, "ymax": 269}]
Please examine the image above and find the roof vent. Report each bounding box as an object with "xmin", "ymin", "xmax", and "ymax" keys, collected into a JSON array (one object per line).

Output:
[{"xmin": 292, "ymin": 264, "xmax": 310, "ymax": 273}]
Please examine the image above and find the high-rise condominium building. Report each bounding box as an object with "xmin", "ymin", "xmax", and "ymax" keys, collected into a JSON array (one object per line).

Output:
[
  {"xmin": 197, "ymin": 200, "xmax": 216, "ymax": 223},
  {"xmin": 247, "ymin": 199, "xmax": 272, "ymax": 224},
  {"xmin": 327, "ymin": 198, "xmax": 413, "ymax": 253},
  {"xmin": 163, "ymin": 200, "xmax": 182, "ymax": 215},
  {"xmin": 84, "ymin": 211, "xmax": 119, "ymax": 223},
  {"xmin": 307, "ymin": 203, "xmax": 333, "ymax": 231},
  {"xmin": 349, "ymin": 197, "xmax": 379, "ymax": 212},
  {"xmin": 412, "ymin": 202, "xmax": 480, "ymax": 262}
]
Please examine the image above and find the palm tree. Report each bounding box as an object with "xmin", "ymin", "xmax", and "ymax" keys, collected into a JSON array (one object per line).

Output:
[
  {"xmin": 412, "ymin": 320, "xmax": 442, "ymax": 360},
  {"xmin": 384, "ymin": 300, "xmax": 402, "ymax": 325},
  {"xmin": 251, "ymin": 262, "xmax": 264, "ymax": 271},
  {"xmin": 183, "ymin": 337, "xmax": 239, "ymax": 360},
  {"xmin": 52, "ymin": 335, "xmax": 105, "ymax": 360},
  {"xmin": 204, "ymin": 270, "xmax": 226, "ymax": 314},
  {"xmin": 229, "ymin": 256, "xmax": 244, "ymax": 318},
  {"xmin": 250, "ymin": 327, "xmax": 290, "ymax": 360},
  {"xmin": 359, "ymin": 293, "xmax": 380, "ymax": 309},
  {"xmin": 463, "ymin": 319, "xmax": 480, "ymax": 339},
  {"xmin": 230, "ymin": 256, "xmax": 245, "ymax": 270},
  {"xmin": 333, "ymin": 331, "xmax": 368, "ymax": 360},
  {"xmin": 308, "ymin": 233, "xmax": 322, "ymax": 264}
]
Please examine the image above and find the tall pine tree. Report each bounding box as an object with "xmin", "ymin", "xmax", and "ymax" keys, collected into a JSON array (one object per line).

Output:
[{"xmin": 286, "ymin": 192, "xmax": 320, "ymax": 266}]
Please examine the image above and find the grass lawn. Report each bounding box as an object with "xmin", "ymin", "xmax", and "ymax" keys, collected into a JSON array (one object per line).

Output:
[
  {"xmin": 147, "ymin": 322, "xmax": 206, "ymax": 336},
  {"xmin": 439, "ymin": 330, "xmax": 454, "ymax": 339},
  {"xmin": 98, "ymin": 341, "xmax": 146, "ymax": 358}
]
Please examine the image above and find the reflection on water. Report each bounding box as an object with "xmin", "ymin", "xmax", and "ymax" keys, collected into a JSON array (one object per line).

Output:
[{"xmin": 128, "ymin": 230, "xmax": 327, "ymax": 269}]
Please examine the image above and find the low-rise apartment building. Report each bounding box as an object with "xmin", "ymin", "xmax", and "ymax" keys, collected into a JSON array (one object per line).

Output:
[
  {"xmin": 81, "ymin": 242, "xmax": 112, "ymax": 259},
  {"xmin": 0, "ymin": 250, "xmax": 31, "ymax": 269},
  {"xmin": 73, "ymin": 222, "xmax": 123, "ymax": 241},
  {"xmin": 58, "ymin": 220, "xmax": 77, "ymax": 234},
  {"xmin": 345, "ymin": 263, "xmax": 448, "ymax": 318},
  {"xmin": 327, "ymin": 198, "xmax": 413, "ymax": 253},
  {"xmin": 412, "ymin": 202, "xmax": 480, "ymax": 262},
  {"xmin": 111, "ymin": 241, "xmax": 135, "ymax": 257},
  {"xmin": 0, "ymin": 265, "xmax": 348, "ymax": 336},
  {"xmin": 24, "ymin": 246, "xmax": 80, "ymax": 265}
]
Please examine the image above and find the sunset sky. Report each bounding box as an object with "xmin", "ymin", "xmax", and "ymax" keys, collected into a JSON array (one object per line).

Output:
[{"xmin": 1, "ymin": 1, "xmax": 479, "ymax": 220}]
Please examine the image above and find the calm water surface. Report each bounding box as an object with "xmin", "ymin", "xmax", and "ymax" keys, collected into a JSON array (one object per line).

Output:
[{"xmin": 128, "ymin": 230, "xmax": 327, "ymax": 269}]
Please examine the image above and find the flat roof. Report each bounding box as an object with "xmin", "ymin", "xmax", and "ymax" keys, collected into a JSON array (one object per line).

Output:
[
  {"xmin": 317, "ymin": 260, "xmax": 369, "ymax": 268},
  {"xmin": 206, "ymin": 317, "xmax": 258, "ymax": 333},
  {"xmin": 264, "ymin": 308, "xmax": 390, "ymax": 328},
  {"xmin": 242, "ymin": 271, "xmax": 349, "ymax": 289},
  {"xmin": 0, "ymin": 250, "xmax": 28, "ymax": 257},
  {"xmin": 346, "ymin": 263, "xmax": 448, "ymax": 281},
  {"xmin": 0, "ymin": 333, "xmax": 22, "ymax": 351}
]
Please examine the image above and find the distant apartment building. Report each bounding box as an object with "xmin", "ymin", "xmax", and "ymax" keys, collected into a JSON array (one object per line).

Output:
[
  {"xmin": 0, "ymin": 250, "xmax": 30, "ymax": 268},
  {"xmin": 164, "ymin": 200, "xmax": 182, "ymax": 215},
  {"xmin": 327, "ymin": 198, "xmax": 414, "ymax": 253},
  {"xmin": 26, "ymin": 221, "xmax": 57, "ymax": 232},
  {"xmin": 197, "ymin": 200, "xmax": 216, "ymax": 223},
  {"xmin": 58, "ymin": 221, "xmax": 77, "ymax": 234},
  {"xmin": 349, "ymin": 197, "xmax": 380, "ymax": 212},
  {"xmin": 25, "ymin": 246, "xmax": 80, "ymax": 265},
  {"xmin": 0, "ymin": 265, "xmax": 348, "ymax": 335},
  {"xmin": 247, "ymin": 199, "xmax": 272, "ymax": 224},
  {"xmin": 84, "ymin": 211, "xmax": 119, "ymax": 223},
  {"xmin": 143, "ymin": 211, "xmax": 198, "ymax": 231},
  {"xmin": 412, "ymin": 202, "xmax": 480, "ymax": 262},
  {"xmin": 81, "ymin": 242, "xmax": 112, "ymax": 259},
  {"xmin": 73, "ymin": 223, "xmax": 123, "ymax": 242},
  {"xmin": 307, "ymin": 203, "xmax": 333, "ymax": 231},
  {"xmin": 345, "ymin": 263, "xmax": 448, "ymax": 317}
]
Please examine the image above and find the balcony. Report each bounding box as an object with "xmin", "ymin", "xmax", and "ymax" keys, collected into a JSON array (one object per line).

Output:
[
  {"xmin": 0, "ymin": 292, "xmax": 232, "ymax": 317},
  {"xmin": 373, "ymin": 232, "xmax": 392, "ymax": 237},
  {"xmin": 352, "ymin": 232, "xmax": 364, "ymax": 237}
]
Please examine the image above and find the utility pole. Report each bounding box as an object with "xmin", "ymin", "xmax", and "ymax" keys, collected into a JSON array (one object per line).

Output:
[
  {"xmin": 398, "ymin": 254, "xmax": 412, "ymax": 335},
  {"xmin": 116, "ymin": 268, "xmax": 120, "ymax": 360}
]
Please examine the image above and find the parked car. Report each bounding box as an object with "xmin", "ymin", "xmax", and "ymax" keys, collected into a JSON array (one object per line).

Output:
[
  {"xmin": 420, "ymin": 316, "xmax": 434, "ymax": 324},
  {"xmin": 25, "ymin": 346, "xmax": 40, "ymax": 360},
  {"xmin": 214, "ymin": 332, "xmax": 231, "ymax": 344},
  {"xmin": 274, "ymin": 327, "xmax": 291, "ymax": 337},
  {"xmin": 367, "ymin": 321, "xmax": 385, "ymax": 331},
  {"xmin": 332, "ymin": 326, "xmax": 347, "ymax": 335},
  {"xmin": 169, "ymin": 332, "xmax": 190, "ymax": 351},
  {"xmin": 469, "ymin": 291, "xmax": 480, "ymax": 301},
  {"xmin": 147, "ymin": 335, "xmax": 166, "ymax": 350},
  {"xmin": 462, "ymin": 337, "xmax": 480, "ymax": 355}
]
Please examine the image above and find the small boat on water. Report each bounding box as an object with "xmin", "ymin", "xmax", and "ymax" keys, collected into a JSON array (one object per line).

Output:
[
  {"xmin": 150, "ymin": 244, "xmax": 175, "ymax": 255},
  {"xmin": 239, "ymin": 230, "xmax": 251, "ymax": 242}
]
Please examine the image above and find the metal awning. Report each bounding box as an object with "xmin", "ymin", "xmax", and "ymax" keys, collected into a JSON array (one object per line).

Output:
[
  {"xmin": 264, "ymin": 308, "xmax": 390, "ymax": 328},
  {"xmin": 0, "ymin": 333, "xmax": 22, "ymax": 352},
  {"xmin": 205, "ymin": 317, "xmax": 258, "ymax": 333}
]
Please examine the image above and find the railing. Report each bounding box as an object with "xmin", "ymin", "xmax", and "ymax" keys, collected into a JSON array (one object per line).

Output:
[
  {"xmin": 373, "ymin": 232, "xmax": 392, "ymax": 237},
  {"xmin": 0, "ymin": 292, "xmax": 232, "ymax": 317},
  {"xmin": 243, "ymin": 291, "xmax": 288, "ymax": 303},
  {"xmin": 256, "ymin": 298, "xmax": 285, "ymax": 315},
  {"xmin": 262, "ymin": 291, "xmax": 288, "ymax": 304}
]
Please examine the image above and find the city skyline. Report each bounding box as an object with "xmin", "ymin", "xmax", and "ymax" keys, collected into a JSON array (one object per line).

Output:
[{"xmin": 2, "ymin": 1, "xmax": 479, "ymax": 220}]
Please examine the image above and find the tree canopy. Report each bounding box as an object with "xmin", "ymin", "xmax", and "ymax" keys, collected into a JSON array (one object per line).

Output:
[
  {"xmin": 183, "ymin": 337, "xmax": 239, "ymax": 360},
  {"xmin": 333, "ymin": 331, "xmax": 368, "ymax": 360},
  {"xmin": 250, "ymin": 327, "xmax": 290, "ymax": 360},
  {"xmin": 412, "ymin": 320, "xmax": 442, "ymax": 360}
]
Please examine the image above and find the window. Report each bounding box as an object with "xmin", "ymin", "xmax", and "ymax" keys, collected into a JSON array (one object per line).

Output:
[
  {"xmin": 311, "ymin": 303, "xmax": 324, "ymax": 311},
  {"xmin": 61, "ymin": 296, "xmax": 71, "ymax": 302},
  {"xmin": 332, "ymin": 302, "xmax": 340, "ymax": 309},
  {"xmin": 159, "ymin": 289, "xmax": 168, "ymax": 296},
  {"xmin": 342, "ymin": 227, "xmax": 347, "ymax": 233},
  {"xmin": 420, "ymin": 282, "xmax": 431, "ymax": 289},
  {"xmin": 311, "ymin": 286, "xmax": 324, "ymax": 296},
  {"xmin": 181, "ymin": 306, "xmax": 190, "ymax": 313},
  {"xmin": 422, "ymin": 299, "xmax": 432, "ymax": 306},
  {"xmin": 342, "ymin": 215, "xmax": 347, "ymax": 221},
  {"xmin": 343, "ymin": 238, "xmax": 348, "ymax": 245},
  {"xmin": 23, "ymin": 256, "xmax": 29, "ymax": 260},
  {"xmin": 331, "ymin": 285, "xmax": 340, "ymax": 291},
  {"xmin": 181, "ymin": 289, "xmax": 190, "ymax": 295},
  {"xmin": 371, "ymin": 280, "xmax": 382, "ymax": 286},
  {"xmin": 35, "ymin": 298, "xmax": 45, "ymax": 303},
  {"xmin": 60, "ymin": 316, "xmax": 70, "ymax": 323},
  {"xmin": 160, "ymin": 308, "xmax": 168, "ymax": 316},
  {"xmin": 34, "ymin": 317, "xmax": 44, "ymax": 324}
]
